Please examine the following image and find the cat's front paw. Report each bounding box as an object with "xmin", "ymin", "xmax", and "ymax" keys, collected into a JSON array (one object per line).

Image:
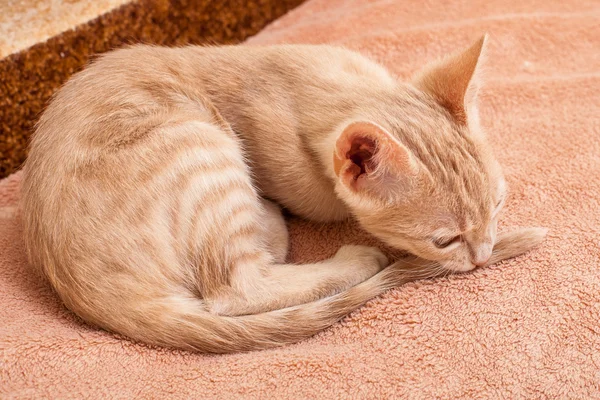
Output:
[{"xmin": 333, "ymin": 245, "xmax": 389, "ymax": 274}]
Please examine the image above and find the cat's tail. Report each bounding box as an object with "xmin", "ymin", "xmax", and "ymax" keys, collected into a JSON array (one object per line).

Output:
[
  {"xmin": 485, "ymin": 227, "xmax": 548, "ymax": 267},
  {"xmin": 133, "ymin": 262, "xmax": 415, "ymax": 353},
  {"xmin": 127, "ymin": 227, "xmax": 547, "ymax": 353}
]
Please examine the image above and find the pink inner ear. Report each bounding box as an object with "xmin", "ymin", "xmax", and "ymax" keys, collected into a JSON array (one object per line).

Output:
[{"xmin": 346, "ymin": 136, "xmax": 376, "ymax": 180}]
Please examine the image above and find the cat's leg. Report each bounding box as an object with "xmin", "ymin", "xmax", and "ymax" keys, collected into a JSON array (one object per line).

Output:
[
  {"xmin": 203, "ymin": 197, "xmax": 386, "ymax": 316},
  {"xmin": 161, "ymin": 117, "xmax": 387, "ymax": 317},
  {"xmin": 258, "ymin": 198, "xmax": 289, "ymax": 263},
  {"xmin": 209, "ymin": 244, "xmax": 388, "ymax": 316}
]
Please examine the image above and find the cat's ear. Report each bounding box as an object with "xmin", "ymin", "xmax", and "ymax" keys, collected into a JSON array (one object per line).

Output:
[
  {"xmin": 333, "ymin": 121, "xmax": 417, "ymax": 194},
  {"xmin": 412, "ymin": 35, "xmax": 487, "ymax": 125}
]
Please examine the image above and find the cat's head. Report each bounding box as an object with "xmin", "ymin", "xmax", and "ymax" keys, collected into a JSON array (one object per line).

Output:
[{"xmin": 333, "ymin": 35, "xmax": 506, "ymax": 272}]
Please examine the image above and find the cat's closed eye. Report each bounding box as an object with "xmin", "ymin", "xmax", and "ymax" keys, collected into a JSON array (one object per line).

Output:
[{"xmin": 432, "ymin": 235, "xmax": 461, "ymax": 249}]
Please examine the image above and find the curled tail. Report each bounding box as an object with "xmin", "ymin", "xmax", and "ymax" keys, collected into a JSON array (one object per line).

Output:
[
  {"xmin": 113, "ymin": 226, "xmax": 547, "ymax": 353},
  {"xmin": 486, "ymin": 227, "xmax": 548, "ymax": 266},
  {"xmin": 132, "ymin": 264, "xmax": 412, "ymax": 353}
]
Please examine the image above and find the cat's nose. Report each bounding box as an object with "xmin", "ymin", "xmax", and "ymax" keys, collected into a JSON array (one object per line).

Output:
[{"xmin": 472, "ymin": 244, "xmax": 492, "ymax": 267}]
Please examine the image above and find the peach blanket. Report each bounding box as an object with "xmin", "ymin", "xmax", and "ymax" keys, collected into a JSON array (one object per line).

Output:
[{"xmin": 1, "ymin": 0, "xmax": 599, "ymax": 398}]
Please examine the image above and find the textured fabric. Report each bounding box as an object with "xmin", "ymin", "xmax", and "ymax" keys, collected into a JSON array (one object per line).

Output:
[
  {"xmin": 1, "ymin": 0, "xmax": 599, "ymax": 398},
  {"xmin": 0, "ymin": 0, "xmax": 129, "ymax": 58}
]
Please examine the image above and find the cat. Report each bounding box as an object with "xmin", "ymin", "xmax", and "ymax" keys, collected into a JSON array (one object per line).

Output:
[{"xmin": 21, "ymin": 35, "xmax": 546, "ymax": 353}]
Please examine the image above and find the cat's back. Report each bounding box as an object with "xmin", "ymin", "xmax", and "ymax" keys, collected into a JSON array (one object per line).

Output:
[{"xmin": 30, "ymin": 43, "xmax": 393, "ymax": 169}]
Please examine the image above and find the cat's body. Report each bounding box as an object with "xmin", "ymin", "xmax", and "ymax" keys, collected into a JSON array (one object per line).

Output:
[
  {"xmin": 21, "ymin": 40, "xmax": 546, "ymax": 353},
  {"xmin": 37, "ymin": 45, "xmax": 399, "ymax": 221}
]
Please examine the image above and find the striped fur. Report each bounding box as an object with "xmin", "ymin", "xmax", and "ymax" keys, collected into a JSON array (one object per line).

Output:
[{"xmin": 21, "ymin": 39, "xmax": 546, "ymax": 352}]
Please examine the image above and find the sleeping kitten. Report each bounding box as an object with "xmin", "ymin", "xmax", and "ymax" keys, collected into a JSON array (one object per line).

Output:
[{"xmin": 21, "ymin": 36, "xmax": 546, "ymax": 353}]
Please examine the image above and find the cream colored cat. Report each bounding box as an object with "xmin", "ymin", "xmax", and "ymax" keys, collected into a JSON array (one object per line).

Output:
[{"xmin": 21, "ymin": 36, "xmax": 546, "ymax": 353}]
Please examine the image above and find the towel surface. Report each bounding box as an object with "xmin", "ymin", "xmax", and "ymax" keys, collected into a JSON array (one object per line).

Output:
[{"xmin": 1, "ymin": 0, "xmax": 599, "ymax": 398}]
